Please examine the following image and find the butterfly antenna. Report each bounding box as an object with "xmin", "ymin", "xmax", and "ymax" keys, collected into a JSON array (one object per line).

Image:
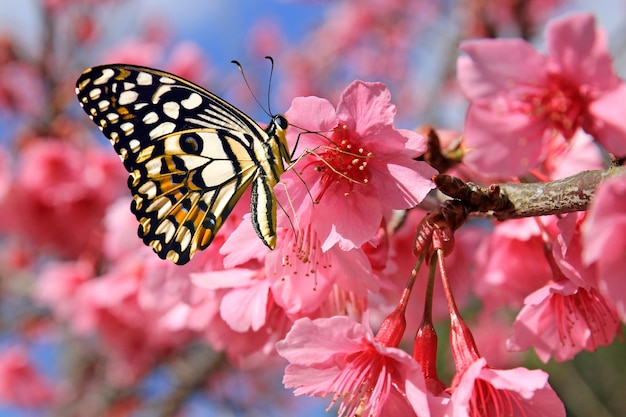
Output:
[
  {"xmin": 231, "ymin": 59, "xmax": 271, "ymax": 117},
  {"xmin": 265, "ymin": 56, "xmax": 275, "ymax": 115}
]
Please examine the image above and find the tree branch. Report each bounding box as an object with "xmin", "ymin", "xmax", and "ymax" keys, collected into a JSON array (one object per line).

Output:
[
  {"xmin": 495, "ymin": 167, "xmax": 625, "ymax": 220},
  {"xmin": 433, "ymin": 166, "xmax": 626, "ymax": 221}
]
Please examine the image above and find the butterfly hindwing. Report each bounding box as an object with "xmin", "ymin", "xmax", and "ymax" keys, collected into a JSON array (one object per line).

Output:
[
  {"xmin": 75, "ymin": 64, "xmax": 290, "ymax": 264},
  {"xmin": 128, "ymin": 129, "xmax": 259, "ymax": 264}
]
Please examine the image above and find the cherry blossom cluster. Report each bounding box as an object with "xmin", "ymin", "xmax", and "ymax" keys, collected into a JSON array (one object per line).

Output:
[{"xmin": 0, "ymin": 2, "xmax": 624, "ymax": 417}]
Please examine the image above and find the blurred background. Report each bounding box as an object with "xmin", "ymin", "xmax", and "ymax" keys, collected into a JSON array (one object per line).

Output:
[{"xmin": 0, "ymin": 0, "xmax": 625, "ymax": 416}]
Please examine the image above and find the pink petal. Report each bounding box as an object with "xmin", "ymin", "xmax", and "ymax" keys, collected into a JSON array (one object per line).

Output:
[
  {"xmin": 588, "ymin": 84, "xmax": 626, "ymax": 155},
  {"xmin": 401, "ymin": 129, "xmax": 428, "ymax": 156},
  {"xmin": 582, "ymin": 176, "xmax": 626, "ymax": 265},
  {"xmin": 371, "ymin": 157, "xmax": 436, "ymax": 208},
  {"xmin": 221, "ymin": 214, "xmax": 270, "ymax": 268},
  {"xmin": 220, "ymin": 280, "xmax": 270, "ymax": 332},
  {"xmin": 480, "ymin": 366, "xmax": 548, "ymax": 398},
  {"xmin": 190, "ymin": 268, "xmax": 258, "ymax": 290},
  {"xmin": 328, "ymin": 246, "xmax": 379, "ymax": 297},
  {"xmin": 458, "ymin": 39, "xmax": 548, "ymax": 100},
  {"xmin": 406, "ymin": 365, "xmax": 450, "ymax": 417},
  {"xmin": 336, "ymin": 81, "xmax": 396, "ymax": 137},
  {"xmin": 283, "ymin": 365, "xmax": 342, "ymax": 395},
  {"xmin": 480, "ymin": 367, "xmax": 565, "ymax": 417},
  {"xmin": 546, "ymin": 13, "xmax": 617, "ymax": 90},
  {"xmin": 285, "ymin": 96, "xmax": 338, "ymax": 151},
  {"xmin": 450, "ymin": 358, "xmax": 488, "ymax": 415},
  {"xmin": 314, "ymin": 184, "xmax": 382, "ymax": 251},
  {"xmin": 582, "ymin": 176, "xmax": 626, "ymax": 320},
  {"xmin": 360, "ymin": 126, "xmax": 407, "ymax": 154},
  {"xmin": 545, "ymin": 131, "xmax": 604, "ymax": 180},
  {"xmin": 269, "ymin": 256, "xmax": 334, "ymax": 315},
  {"xmin": 463, "ymin": 105, "xmax": 548, "ymax": 177},
  {"xmin": 275, "ymin": 316, "xmax": 365, "ymax": 365}
]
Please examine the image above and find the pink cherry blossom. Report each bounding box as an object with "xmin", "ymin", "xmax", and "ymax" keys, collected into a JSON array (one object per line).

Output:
[
  {"xmin": 448, "ymin": 358, "xmax": 565, "ymax": 417},
  {"xmin": 472, "ymin": 315, "xmax": 526, "ymax": 370},
  {"xmin": 507, "ymin": 213, "xmax": 621, "ymax": 362},
  {"xmin": 0, "ymin": 346, "xmax": 54, "ymax": 408},
  {"xmin": 582, "ymin": 175, "xmax": 626, "ymax": 321},
  {"xmin": 221, "ymin": 202, "xmax": 379, "ymax": 320},
  {"xmin": 63, "ymin": 258, "xmax": 194, "ymax": 386},
  {"xmin": 0, "ymin": 58, "xmax": 45, "ymax": 115},
  {"xmin": 458, "ymin": 12, "xmax": 626, "ymax": 177},
  {"xmin": 541, "ymin": 130, "xmax": 605, "ymax": 180},
  {"xmin": 507, "ymin": 280, "xmax": 620, "ymax": 363},
  {"xmin": 266, "ymin": 228, "xmax": 377, "ymax": 318},
  {"xmin": 0, "ymin": 148, "xmax": 12, "ymax": 233},
  {"xmin": 192, "ymin": 260, "xmax": 271, "ymax": 333},
  {"xmin": 446, "ymin": 303, "xmax": 565, "ymax": 417},
  {"xmin": 276, "ymin": 315, "xmax": 432, "ymax": 417},
  {"xmin": 472, "ymin": 218, "xmax": 553, "ymax": 312},
  {"xmin": 284, "ymin": 81, "xmax": 436, "ymax": 251},
  {"xmin": 5, "ymin": 139, "xmax": 125, "ymax": 258},
  {"xmin": 35, "ymin": 260, "xmax": 94, "ymax": 320},
  {"xmin": 194, "ymin": 288, "xmax": 292, "ymax": 367},
  {"xmin": 102, "ymin": 198, "xmax": 151, "ymax": 262}
]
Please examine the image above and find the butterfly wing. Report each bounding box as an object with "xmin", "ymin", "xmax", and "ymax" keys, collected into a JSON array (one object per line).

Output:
[{"xmin": 76, "ymin": 64, "xmax": 271, "ymax": 264}]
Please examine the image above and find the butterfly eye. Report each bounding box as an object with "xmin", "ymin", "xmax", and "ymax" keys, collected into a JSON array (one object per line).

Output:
[{"xmin": 275, "ymin": 115, "xmax": 289, "ymax": 130}]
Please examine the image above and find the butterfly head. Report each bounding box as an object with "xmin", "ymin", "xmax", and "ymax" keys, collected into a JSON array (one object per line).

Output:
[{"xmin": 268, "ymin": 114, "xmax": 291, "ymax": 165}]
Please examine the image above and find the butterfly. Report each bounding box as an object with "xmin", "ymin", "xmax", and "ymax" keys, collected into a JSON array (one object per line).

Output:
[{"xmin": 75, "ymin": 64, "xmax": 291, "ymax": 265}]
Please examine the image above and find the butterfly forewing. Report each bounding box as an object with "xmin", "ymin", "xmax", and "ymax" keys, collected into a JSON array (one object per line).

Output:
[{"xmin": 75, "ymin": 64, "xmax": 289, "ymax": 264}]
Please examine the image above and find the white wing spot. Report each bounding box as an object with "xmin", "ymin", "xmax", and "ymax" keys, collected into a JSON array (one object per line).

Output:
[
  {"xmin": 163, "ymin": 101, "xmax": 181, "ymax": 119},
  {"xmin": 156, "ymin": 199, "xmax": 173, "ymax": 219},
  {"xmin": 136, "ymin": 71, "xmax": 153, "ymax": 86},
  {"xmin": 149, "ymin": 121, "xmax": 176, "ymax": 139},
  {"xmin": 143, "ymin": 111, "xmax": 159, "ymax": 124},
  {"xmin": 106, "ymin": 113, "xmax": 120, "ymax": 123},
  {"xmin": 159, "ymin": 76, "xmax": 176, "ymax": 85},
  {"xmin": 181, "ymin": 93, "xmax": 202, "ymax": 110},
  {"xmin": 88, "ymin": 88, "xmax": 101, "ymax": 100},
  {"xmin": 176, "ymin": 226, "xmax": 192, "ymax": 250},
  {"xmin": 135, "ymin": 102, "xmax": 148, "ymax": 110},
  {"xmin": 120, "ymin": 122, "xmax": 134, "ymax": 136},
  {"xmin": 138, "ymin": 181, "xmax": 157, "ymax": 199},
  {"xmin": 156, "ymin": 219, "xmax": 176, "ymax": 243},
  {"xmin": 119, "ymin": 90, "xmax": 139, "ymax": 105},
  {"xmin": 93, "ymin": 68, "xmax": 115, "ymax": 85},
  {"xmin": 153, "ymin": 85, "xmax": 172, "ymax": 104},
  {"xmin": 97, "ymin": 100, "xmax": 110, "ymax": 112},
  {"xmin": 128, "ymin": 139, "xmax": 141, "ymax": 153}
]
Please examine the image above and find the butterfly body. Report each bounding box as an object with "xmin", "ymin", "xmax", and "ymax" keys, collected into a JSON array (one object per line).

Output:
[{"xmin": 76, "ymin": 64, "xmax": 290, "ymax": 264}]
